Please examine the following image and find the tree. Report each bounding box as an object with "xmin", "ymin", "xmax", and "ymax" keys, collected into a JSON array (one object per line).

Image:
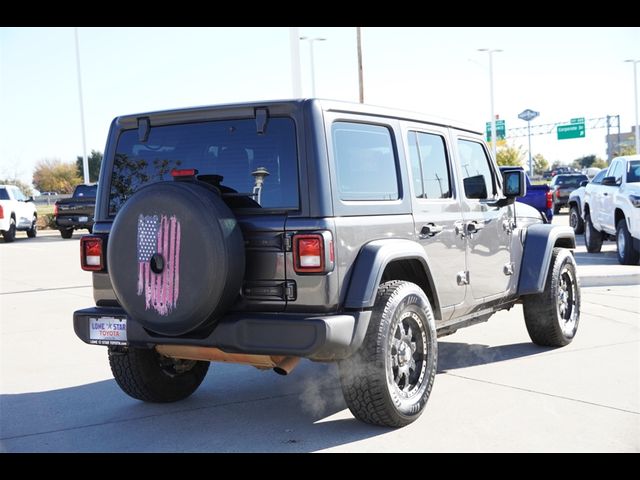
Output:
[
  {"xmin": 572, "ymin": 154, "xmax": 599, "ymax": 169},
  {"xmin": 613, "ymin": 144, "xmax": 636, "ymax": 157},
  {"xmin": 592, "ymin": 158, "xmax": 608, "ymax": 169},
  {"xmin": 496, "ymin": 143, "xmax": 525, "ymax": 167},
  {"xmin": 532, "ymin": 153, "xmax": 549, "ymax": 176},
  {"xmin": 0, "ymin": 178, "xmax": 33, "ymax": 197},
  {"xmin": 32, "ymin": 159, "xmax": 82, "ymax": 194},
  {"xmin": 76, "ymin": 150, "xmax": 103, "ymax": 183}
]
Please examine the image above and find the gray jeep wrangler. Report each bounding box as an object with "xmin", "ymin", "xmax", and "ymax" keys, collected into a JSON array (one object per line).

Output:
[{"xmin": 74, "ymin": 99, "xmax": 580, "ymax": 427}]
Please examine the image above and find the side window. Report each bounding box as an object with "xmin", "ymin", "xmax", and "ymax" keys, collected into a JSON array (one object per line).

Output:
[
  {"xmin": 610, "ymin": 162, "xmax": 623, "ymax": 184},
  {"xmin": 0, "ymin": 188, "xmax": 9, "ymax": 200},
  {"xmin": 332, "ymin": 122, "xmax": 399, "ymax": 201},
  {"xmin": 12, "ymin": 187, "xmax": 25, "ymax": 201},
  {"xmin": 591, "ymin": 169, "xmax": 607, "ymax": 184},
  {"xmin": 457, "ymin": 139, "xmax": 495, "ymax": 199},
  {"xmin": 407, "ymin": 130, "xmax": 451, "ymax": 199}
]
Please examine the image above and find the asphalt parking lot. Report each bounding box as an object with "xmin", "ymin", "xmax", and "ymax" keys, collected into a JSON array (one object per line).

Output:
[{"xmin": 1, "ymin": 218, "xmax": 638, "ymax": 452}]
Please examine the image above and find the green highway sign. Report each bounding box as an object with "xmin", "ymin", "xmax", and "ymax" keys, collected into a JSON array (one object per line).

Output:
[
  {"xmin": 557, "ymin": 123, "xmax": 585, "ymax": 140},
  {"xmin": 570, "ymin": 117, "xmax": 585, "ymax": 124},
  {"xmin": 486, "ymin": 120, "xmax": 506, "ymax": 141}
]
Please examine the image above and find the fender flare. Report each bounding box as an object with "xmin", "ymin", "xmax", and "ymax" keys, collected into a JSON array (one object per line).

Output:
[
  {"xmin": 344, "ymin": 238, "xmax": 440, "ymax": 313},
  {"xmin": 517, "ymin": 224, "xmax": 576, "ymax": 295}
]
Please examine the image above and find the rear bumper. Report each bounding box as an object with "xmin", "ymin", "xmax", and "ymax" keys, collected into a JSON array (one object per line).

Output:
[
  {"xmin": 56, "ymin": 216, "xmax": 94, "ymax": 229},
  {"xmin": 73, "ymin": 307, "xmax": 371, "ymax": 361}
]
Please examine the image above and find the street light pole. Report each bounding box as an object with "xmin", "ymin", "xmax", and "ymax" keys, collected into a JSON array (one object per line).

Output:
[
  {"xmin": 478, "ymin": 48, "xmax": 502, "ymax": 160},
  {"xmin": 74, "ymin": 27, "xmax": 89, "ymax": 184},
  {"xmin": 300, "ymin": 36, "xmax": 326, "ymax": 97},
  {"xmin": 625, "ymin": 59, "xmax": 640, "ymax": 154},
  {"xmin": 357, "ymin": 27, "xmax": 364, "ymax": 103}
]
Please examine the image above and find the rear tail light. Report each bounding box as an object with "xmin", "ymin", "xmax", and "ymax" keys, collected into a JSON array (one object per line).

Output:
[
  {"xmin": 546, "ymin": 190, "xmax": 553, "ymax": 209},
  {"xmin": 53, "ymin": 203, "xmax": 58, "ymax": 217},
  {"xmin": 293, "ymin": 232, "xmax": 334, "ymax": 274},
  {"xmin": 556, "ymin": 189, "xmax": 561, "ymax": 199},
  {"xmin": 0, "ymin": 205, "xmax": 4, "ymax": 219},
  {"xmin": 80, "ymin": 236, "xmax": 104, "ymax": 271}
]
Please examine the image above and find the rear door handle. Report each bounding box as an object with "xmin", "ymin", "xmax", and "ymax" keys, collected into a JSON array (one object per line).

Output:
[
  {"xmin": 420, "ymin": 224, "xmax": 444, "ymax": 238},
  {"xmin": 467, "ymin": 221, "xmax": 485, "ymax": 234}
]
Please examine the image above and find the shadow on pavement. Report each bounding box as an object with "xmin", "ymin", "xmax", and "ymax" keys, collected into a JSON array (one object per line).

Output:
[
  {"xmin": 0, "ymin": 361, "xmax": 390, "ymax": 452},
  {"xmin": 1, "ymin": 234, "xmax": 79, "ymax": 244},
  {"xmin": 438, "ymin": 341, "xmax": 552, "ymax": 373}
]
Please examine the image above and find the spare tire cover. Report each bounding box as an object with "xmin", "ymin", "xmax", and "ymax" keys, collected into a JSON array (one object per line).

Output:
[{"xmin": 108, "ymin": 181, "xmax": 245, "ymax": 336}]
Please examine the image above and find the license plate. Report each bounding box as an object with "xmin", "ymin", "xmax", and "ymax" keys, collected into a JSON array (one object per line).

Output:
[
  {"xmin": 89, "ymin": 317, "xmax": 127, "ymax": 345},
  {"xmin": 79, "ymin": 216, "xmax": 89, "ymax": 222}
]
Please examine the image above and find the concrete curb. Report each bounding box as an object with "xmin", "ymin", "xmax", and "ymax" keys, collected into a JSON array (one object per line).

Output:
[{"xmin": 579, "ymin": 273, "xmax": 640, "ymax": 288}]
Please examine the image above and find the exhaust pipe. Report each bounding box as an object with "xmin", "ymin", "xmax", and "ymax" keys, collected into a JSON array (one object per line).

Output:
[
  {"xmin": 156, "ymin": 345, "xmax": 300, "ymax": 375},
  {"xmin": 273, "ymin": 356, "xmax": 300, "ymax": 376}
]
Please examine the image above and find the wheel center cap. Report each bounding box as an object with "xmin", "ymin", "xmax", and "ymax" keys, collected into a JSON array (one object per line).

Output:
[{"xmin": 398, "ymin": 343, "xmax": 412, "ymax": 366}]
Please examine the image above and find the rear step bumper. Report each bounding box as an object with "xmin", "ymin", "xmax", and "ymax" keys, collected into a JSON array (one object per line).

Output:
[{"xmin": 73, "ymin": 307, "xmax": 371, "ymax": 361}]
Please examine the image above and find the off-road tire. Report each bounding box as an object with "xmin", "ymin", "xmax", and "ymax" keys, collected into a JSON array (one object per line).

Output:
[
  {"xmin": 338, "ymin": 281, "xmax": 437, "ymax": 428},
  {"xmin": 60, "ymin": 228, "xmax": 73, "ymax": 239},
  {"xmin": 523, "ymin": 248, "xmax": 580, "ymax": 347},
  {"xmin": 108, "ymin": 347, "xmax": 209, "ymax": 403},
  {"xmin": 569, "ymin": 205, "xmax": 584, "ymax": 235},
  {"xmin": 26, "ymin": 216, "xmax": 37, "ymax": 238},
  {"xmin": 616, "ymin": 219, "xmax": 640, "ymax": 265},
  {"xmin": 584, "ymin": 213, "xmax": 603, "ymax": 253},
  {"xmin": 3, "ymin": 217, "xmax": 16, "ymax": 242}
]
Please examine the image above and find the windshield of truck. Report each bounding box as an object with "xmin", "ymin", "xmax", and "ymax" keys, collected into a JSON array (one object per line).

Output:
[{"xmin": 108, "ymin": 117, "xmax": 299, "ymax": 216}]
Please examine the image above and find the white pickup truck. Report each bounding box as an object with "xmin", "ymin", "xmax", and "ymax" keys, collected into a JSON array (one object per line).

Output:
[
  {"xmin": 0, "ymin": 184, "xmax": 38, "ymax": 242},
  {"xmin": 582, "ymin": 155, "xmax": 640, "ymax": 264}
]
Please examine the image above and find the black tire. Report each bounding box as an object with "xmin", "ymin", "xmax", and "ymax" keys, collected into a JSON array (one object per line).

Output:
[
  {"xmin": 107, "ymin": 181, "xmax": 244, "ymax": 336},
  {"xmin": 569, "ymin": 205, "xmax": 584, "ymax": 235},
  {"xmin": 87, "ymin": 226, "xmax": 93, "ymax": 234},
  {"xmin": 616, "ymin": 219, "xmax": 640, "ymax": 265},
  {"xmin": 584, "ymin": 212, "xmax": 603, "ymax": 253},
  {"xmin": 523, "ymin": 248, "xmax": 580, "ymax": 347},
  {"xmin": 338, "ymin": 281, "xmax": 438, "ymax": 428},
  {"xmin": 108, "ymin": 347, "xmax": 209, "ymax": 403},
  {"xmin": 26, "ymin": 216, "xmax": 37, "ymax": 238},
  {"xmin": 3, "ymin": 217, "xmax": 16, "ymax": 242},
  {"xmin": 60, "ymin": 228, "xmax": 73, "ymax": 239},
  {"xmin": 553, "ymin": 203, "xmax": 561, "ymax": 215}
]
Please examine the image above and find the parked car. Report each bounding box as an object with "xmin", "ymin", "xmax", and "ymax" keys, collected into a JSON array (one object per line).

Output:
[
  {"xmin": 582, "ymin": 155, "xmax": 640, "ymax": 264},
  {"xmin": 549, "ymin": 173, "xmax": 589, "ymax": 214},
  {"xmin": 73, "ymin": 99, "xmax": 579, "ymax": 428},
  {"xmin": 500, "ymin": 166, "xmax": 553, "ymax": 222},
  {"xmin": 54, "ymin": 184, "xmax": 97, "ymax": 238},
  {"xmin": 567, "ymin": 170, "xmax": 607, "ymax": 234},
  {"xmin": 0, "ymin": 184, "xmax": 38, "ymax": 242}
]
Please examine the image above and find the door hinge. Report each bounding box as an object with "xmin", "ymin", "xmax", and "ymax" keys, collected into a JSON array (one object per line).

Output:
[
  {"xmin": 503, "ymin": 262, "xmax": 515, "ymax": 276},
  {"xmin": 456, "ymin": 271, "xmax": 470, "ymax": 286},
  {"xmin": 282, "ymin": 233, "xmax": 292, "ymax": 251}
]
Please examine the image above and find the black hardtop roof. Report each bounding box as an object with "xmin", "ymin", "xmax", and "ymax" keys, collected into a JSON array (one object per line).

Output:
[{"xmin": 114, "ymin": 98, "xmax": 482, "ymax": 135}]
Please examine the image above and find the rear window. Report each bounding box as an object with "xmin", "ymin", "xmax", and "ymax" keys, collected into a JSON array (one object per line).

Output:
[
  {"xmin": 556, "ymin": 175, "xmax": 588, "ymax": 187},
  {"xmin": 332, "ymin": 122, "xmax": 399, "ymax": 201},
  {"xmin": 74, "ymin": 184, "xmax": 97, "ymax": 197},
  {"xmin": 109, "ymin": 117, "xmax": 298, "ymax": 216},
  {"xmin": 0, "ymin": 188, "xmax": 8, "ymax": 200}
]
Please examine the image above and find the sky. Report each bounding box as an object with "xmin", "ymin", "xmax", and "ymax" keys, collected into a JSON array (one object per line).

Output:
[{"xmin": 0, "ymin": 26, "xmax": 638, "ymax": 184}]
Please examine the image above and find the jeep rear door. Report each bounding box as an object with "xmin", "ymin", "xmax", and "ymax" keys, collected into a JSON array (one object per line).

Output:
[{"xmin": 404, "ymin": 124, "xmax": 466, "ymax": 318}]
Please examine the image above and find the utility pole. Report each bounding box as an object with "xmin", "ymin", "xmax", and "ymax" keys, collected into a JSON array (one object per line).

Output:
[
  {"xmin": 624, "ymin": 59, "xmax": 639, "ymax": 154},
  {"xmin": 478, "ymin": 49, "xmax": 502, "ymax": 160},
  {"xmin": 357, "ymin": 27, "xmax": 364, "ymax": 103}
]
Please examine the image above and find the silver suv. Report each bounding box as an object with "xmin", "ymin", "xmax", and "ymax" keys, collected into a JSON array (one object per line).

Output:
[{"xmin": 73, "ymin": 99, "xmax": 580, "ymax": 427}]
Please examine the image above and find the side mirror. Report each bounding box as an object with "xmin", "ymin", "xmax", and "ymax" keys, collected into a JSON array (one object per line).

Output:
[
  {"xmin": 502, "ymin": 169, "xmax": 526, "ymax": 198},
  {"xmin": 601, "ymin": 176, "xmax": 617, "ymax": 186},
  {"xmin": 580, "ymin": 180, "xmax": 588, "ymax": 187}
]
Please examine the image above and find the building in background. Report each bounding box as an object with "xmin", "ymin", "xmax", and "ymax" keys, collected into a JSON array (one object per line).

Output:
[{"xmin": 606, "ymin": 126, "xmax": 637, "ymax": 160}]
